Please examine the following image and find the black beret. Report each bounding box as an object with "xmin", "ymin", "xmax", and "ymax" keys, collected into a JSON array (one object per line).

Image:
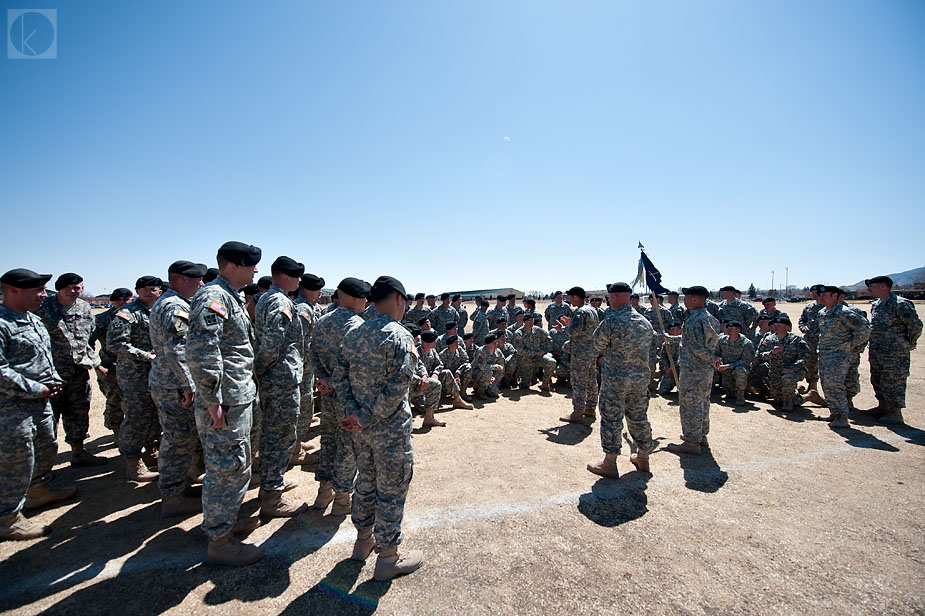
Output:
[
  {"xmin": 370, "ymin": 276, "xmax": 407, "ymax": 302},
  {"xmin": 552, "ymin": 290, "xmax": 562, "ymax": 297},
  {"xmin": 667, "ymin": 291, "xmax": 680, "ymax": 296},
  {"xmin": 719, "ymin": 318, "xmax": 730, "ymax": 324},
  {"xmin": 480, "ymin": 300, "xmax": 490, "ymax": 307},
  {"xmin": 507, "ymin": 294, "xmax": 516, "ymax": 300},
  {"xmin": 55, "ymin": 273, "xmax": 83, "ymax": 290},
  {"xmin": 203, "ymin": 268, "xmax": 220, "ymax": 283},
  {"xmin": 524, "ymin": 299, "xmax": 536, "ymax": 306},
  {"xmin": 463, "ymin": 332, "xmax": 474, "ymax": 340},
  {"xmin": 452, "ymin": 294, "xmax": 461, "ymax": 301},
  {"xmin": 240, "ymin": 284, "xmax": 260, "ymax": 296},
  {"xmin": 109, "ymin": 287, "xmax": 133, "ymax": 301},
  {"xmin": 630, "ymin": 293, "xmax": 640, "ymax": 299},
  {"xmin": 864, "ymin": 275, "xmax": 893, "ymax": 287},
  {"xmin": 257, "ymin": 276, "xmax": 273, "ymax": 290},
  {"xmin": 440, "ymin": 292, "xmax": 450, "ymax": 300},
  {"xmin": 406, "ymin": 294, "xmax": 414, "ymax": 300},
  {"xmin": 820, "ymin": 285, "xmax": 841, "ymax": 294},
  {"xmin": 727, "ymin": 320, "xmax": 743, "ymax": 330},
  {"xmin": 496, "ymin": 316, "xmax": 508, "ymax": 324},
  {"xmin": 445, "ymin": 334, "xmax": 459, "ymax": 345},
  {"xmin": 330, "ymin": 290, "xmax": 338, "ymax": 299},
  {"xmin": 425, "ymin": 294, "xmax": 436, "ymax": 299},
  {"xmin": 300, "ymin": 273, "xmax": 325, "ymax": 291},
  {"xmin": 420, "ymin": 331, "xmax": 439, "ymax": 343},
  {"xmin": 761, "ymin": 297, "xmax": 776, "ymax": 304},
  {"xmin": 405, "ymin": 323, "xmax": 422, "ymax": 337},
  {"xmin": 590, "ymin": 297, "xmax": 603, "ymax": 303},
  {"xmin": 682, "ymin": 286, "xmax": 710, "ymax": 297},
  {"xmin": 566, "ymin": 286, "xmax": 586, "ymax": 298},
  {"xmin": 606, "ymin": 282, "xmax": 632, "ymax": 293},
  {"xmin": 417, "ymin": 317, "xmax": 431, "ymax": 326},
  {"xmin": 338, "ymin": 277, "xmax": 371, "ymax": 299},
  {"xmin": 1, "ymin": 268, "xmax": 52, "ymax": 289},
  {"xmin": 271, "ymin": 256, "xmax": 304, "ymax": 278},
  {"xmin": 445, "ymin": 321, "xmax": 458, "ymax": 331},
  {"xmin": 415, "ymin": 293, "xmax": 425, "ymax": 300},
  {"xmin": 757, "ymin": 313, "xmax": 772, "ymax": 321},
  {"xmin": 135, "ymin": 275, "xmax": 162, "ymax": 289},
  {"xmin": 217, "ymin": 241, "xmax": 262, "ymax": 267},
  {"xmin": 719, "ymin": 285, "xmax": 738, "ymax": 293},
  {"xmin": 666, "ymin": 321, "xmax": 682, "ymax": 329},
  {"xmin": 523, "ymin": 312, "xmax": 535, "ymax": 321},
  {"xmin": 835, "ymin": 287, "xmax": 848, "ymax": 296},
  {"xmin": 772, "ymin": 315, "xmax": 792, "ymax": 326},
  {"xmin": 483, "ymin": 332, "xmax": 498, "ymax": 344},
  {"xmin": 168, "ymin": 261, "xmax": 208, "ymax": 278},
  {"xmin": 809, "ymin": 284, "xmax": 825, "ymax": 293}
]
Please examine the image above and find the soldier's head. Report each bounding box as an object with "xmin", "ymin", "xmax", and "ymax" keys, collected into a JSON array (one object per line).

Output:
[
  {"xmin": 109, "ymin": 287, "xmax": 133, "ymax": 309},
  {"xmin": 414, "ymin": 292, "xmax": 425, "ymax": 307},
  {"xmin": 463, "ymin": 332, "xmax": 474, "ymax": 347},
  {"xmin": 167, "ymin": 261, "xmax": 207, "ymax": 300},
  {"xmin": 590, "ymin": 297, "xmax": 603, "ymax": 309},
  {"xmin": 452, "ymin": 294, "xmax": 462, "ymax": 308},
  {"xmin": 726, "ymin": 320, "xmax": 742, "ymax": 340},
  {"xmin": 507, "ymin": 294, "xmax": 517, "ymax": 306},
  {"xmin": 203, "ymin": 268, "xmax": 220, "ymax": 284},
  {"xmin": 369, "ymin": 276, "xmax": 406, "ymax": 320},
  {"xmin": 819, "ymin": 286, "xmax": 841, "ymax": 309},
  {"xmin": 495, "ymin": 329, "xmax": 507, "ymax": 345},
  {"xmin": 405, "ymin": 293, "xmax": 414, "ymax": 308},
  {"xmin": 257, "ymin": 276, "xmax": 273, "ymax": 293},
  {"xmin": 682, "ymin": 286, "xmax": 709, "ymax": 310},
  {"xmin": 134, "ymin": 276, "xmax": 163, "ymax": 307},
  {"xmin": 666, "ymin": 291, "xmax": 679, "ymax": 305},
  {"xmin": 667, "ymin": 321, "xmax": 682, "ymax": 336},
  {"xmin": 514, "ymin": 312, "xmax": 524, "ymax": 326},
  {"xmin": 523, "ymin": 312, "xmax": 535, "ymax": 330},
  {"xmin": 630, "ymin": 293, "xmax": 640, "ymax": 308},
  {"xmin": 1, "ymin": 269, "xmax": 51, "ymax": 313},
  {"xmin": 446, "ymin": 321, "xmax": 458, "ymax": 337},
  {"xmin": 809, "ymin": 284, "xmax": 825, "ymax": 302},
  {"xmin": 654, "ymin": 294, "xmax": 664, "ymax": 305},
  {"xmin": 216, "ymin": 241, "xmax": 261, "ymax": 288},
  {"xmin": 496, "ymin": 317, "xmax": 508, "ymax": 330},
  {"xmin": 720, "ymin": 286, "xmax": 737, "ymax": 301},
  {"xmin": 420, "ymin": 330, "xmax": 438, "ymax": 352},
  {"xmin": 836, "ymin": 288, "xmax": 849, "ymax": 305},
  {"xmin": 54, "ymin": 273, "xmax": 84, "ymax": 307},
  {"xmin": 484, "ymin": 332, "xmax": 499, "ymax": 351},
  {"xmin": 426, "ymin": 294, "xmax": 436, "ymax": 308},
  {"xmin": 524, "ymin": 298, "xmax": 536, "ymax": 311},
  {"xmin": 495, "ymin": 296, "xmax": 505, "ymax": 307},
  {"xmin": 299, "ymin": 274, "xmax": 325, "ymax": 302},
  {"xmin": 446, "ymin": 334, "xmax": 459, "ymax": 351},
  {"xmin": 418, "ymin": 316, "xmax": 432, "ymax": 331},
  {"xmin": 771, "ymin": 315, "xmax": 792, "ymax": 336},
  {"xmin": 405, "ymin": 322, "xmax": 422, "ymax": 342},
  {"xmin": 268, "ymin": 256, "xmax": 304, "ymax": 293},
  {"xmin": 864, "ymin": 276, "xmax": 893, "ymax": 300},
  {"xmin": 330, "ymin": 289, "xmax": 340, "ymax": 307},
  {"xmin": 757, "ymin": 315, "xmax": 772, "ymax": 333},
  {"xmin": 566, "ymin": 286, "xmax": 586, "ymax": 307},
  {"xmin": 440, "ymin": 292, "xmax": 451, "ymax": 307},
  {"xmin": 552, "ymin": 290, "xmax": 564, "ymax": 305},
  {"xmin": 479, "ymin": 300, "xmax": 489, "ymax": 312},
  {"xmin": 719, "ymin": 318, "xmax": 730, "ymax": 334},
  {"xmin": 762, "ymin": 297, "xmax": 776, "ymax": 311},
  {"xmin": 606, "ymin": 282, "xmax": 632, "ymax": 309},
  {"xmin": 338, "ymin": 278, "xmax": 371, "ymax": 313}
]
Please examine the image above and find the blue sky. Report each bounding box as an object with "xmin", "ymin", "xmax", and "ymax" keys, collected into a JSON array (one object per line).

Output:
[{"xmin": 2, "ymin": 1, "xmax": 923, "ymax": 296}]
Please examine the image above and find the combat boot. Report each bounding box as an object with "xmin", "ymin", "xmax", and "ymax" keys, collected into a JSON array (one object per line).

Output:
[
  {"xmin": 667, "ymin": 441, "xmax": 701, "ymax": 455},
  {"xmin": 587, "ymin": 455, "xmax": 619, "ymax": 479},
  {"xmin": 313, "ymin": 481, "xmax": 334, "ymax": 510},
  {"xmin": 0, "ymin": 512, "xmax": 49, "ymax": 541},
  {"xmin": 161, "ymin": 495, "xmax": 202, "ymax": 517},
  {"xmin": 207, "ymin": 534, "xmax": 262, "ymax": 566},
  {"xmin": 583, "ymin": 409, "xmax": 597, "ymax": 420},
  {"xmin": 290, "ymin": 443, "xmax": 317, "ymax": 466},
  {"xmin": 231, "ymin": 516, "xmax": 261, "ymax": 535},
  {"xmin": 806, "ymin": 389, "xmax": 827, "ymax": 407},
  {"xmin": 560, "ymin": 410, "xmax": 585, "ymax": 423},
  {"xmin": 70, "ymin": 442, "xmax": 107, "ymax": 467},
  {"xmin": 422, "ymin": 410, "xmax": 446, "ymax": 427},
  {"xmin": 260, "ymin": 489, "xmax": 308, "ymax": 518},
  {"xmin": 373, "ymin": 545, "xmax": 424, "ymax": 581},
  {"xmin": 540, "ymin": 379, "xmax": 553, "ymax": 392},
  {"xmin": 630, "ymin": 449, "xmax": 650, "ymax": 473},
  {"xmin": 451, "ymin": 393, "xmax": 473, "ymax": 409},
  {"xmin": 24, "ymin": 483, "xmax": 77, "ymax": 510},
  {"xmin": 350, "ymin": 527, "xmax": 375, "ymax": 561},
  {"xmin": 879, "ymin": 406, "xmax": 905, "ymax": 425},
  {"xmin": 125, "ymin": 456, "xmax": 158, "ymax": 482},
  {"xmin": 330, "ymin": 492, "xmax": 351, "ymax": 516},
  {"xmin": 827, "ymin": 414, "xmax": 849, "ymax": 428}
]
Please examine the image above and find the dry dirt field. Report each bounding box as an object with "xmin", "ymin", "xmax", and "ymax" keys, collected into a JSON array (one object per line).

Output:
[{"xmin": 2, "ymin": 301, "xmax": 923, "ymax": 615}]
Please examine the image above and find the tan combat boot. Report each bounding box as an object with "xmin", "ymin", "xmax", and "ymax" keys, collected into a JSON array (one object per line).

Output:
[
  {"xmin": 70, "ymin": 442, "xmax": 107, "ymax": 467},
  {"xmin": 330, "ymin": 492, "xmax": 351, "ymax": 516},
  {"xmin": 879, "ymin": 406, "xmax": 904, "ymax": 425},
  {"xmin": 313, "ymin": 481, "xmax": 334, "ymax": 510},
  {"xmin": 161, "ymin": 495, "xmax": 202, "ymax": 517},
  {"xmin": 24, "ymin": 483, "xmax": 77, "ymax": 510},
  {"xmin": 587, "ymin": 455, "xmax": 619, "ymax": 479},
  {"xmin": 583, "ymin": 409, "xmax": 597, "ymax": 420},
  {"xmin": 350, "ymin": 527, "xmax": 375, "ymax": 561},
  {"xmin": 374, "ymin": 545, "xmax": 424, "ymax": 581},
  {"xmin": 451, "ymin": 393, "xmax": 474, "ymax": 410},
  {"xmin": 290, "ymin": 443, "xmax": 318, "ymax": 466},
  {"xmin": 422, "ymin": 410, "xmax": 446, "ymax": 427},
  {"xmin": 559, "ymin": 410, "xmax": 585, "ymax": 423},
  {"xmin": 0, "ymin": 512, "xmax": 49, "ymax": 541},
  {"xmin": 630, "ymin": 449, "xmax": 650, "ymax": 473},
  {"xmin": 667, "ymin": 441, "xmax": 701, "ymax": 455},
  {"xmin": 231, "ymin": 516, "xmax": 261, "ymax": 535},
  {"xmin": 259, "ymin": 490, "xmax": 308, "ymax": 518},
  {"xmin": 828, "ymin": 414, "xmax": 849, "ymax": 428},
  {"xmin": 125, "ymin": 457, "xmax": 158, "ymax": 482},
  {"xmin": 207, "ymin": 534, "xmax": 262, "ymax": 566}
]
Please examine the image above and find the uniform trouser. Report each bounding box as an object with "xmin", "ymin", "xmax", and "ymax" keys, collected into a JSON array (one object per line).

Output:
[
  {"xmin": 97, "ymin": 366, "xmax": 123, "ymax": 431},
  {"xmin": 521, "ymin": 354, "xmax": 557, "ymax": 385},
  {"xmin": 454, "ymin": 364, "xmax": 473, "ymax": 391},
  {"xmin": 845, "ymin": 352, "xmax": 861, "ymax": 400},
  {"xmin": 473, "ymin": 366, "xmax": 503, "ymax": 395},
  {"xmin": 720, "ymin": 367, "xmax": 749, "ymax": 396},
  {"xmin": 504, "ymin": 355, "xmax": 520, "ymax": 383},
  {"xmin": 805, "ymin": 336, "xmax": 819, "ymax": 384},
  {"xmin": 647, "ymin": 357, "xmax": 659, "ymax": 388},
  {"xmin": 869, "ymin": 346, "xmax": 911, "ymax": 409},
  {"xmin": 819, "ymin": 350, "xmax": 850, "ymax": 415},
  {"xmin": 411, "ymin": 378, "xmax": 441, "ymax": 411},
  {"xmin": 256, "ymin": 378, "xmax": 300, "ymax": 493},
  {"xmin": 571, "ymin": 353, "xmax": 599, "ymax": 413},
  {"xmin": 770, "ymin": 370, "xmax": 804, "ymax": 404},
  {"xmin": 315, "ymin": 393, "xmax": 358, "ymax": 493},
  {"xmin": 679, "ymin": 365, "xmax": 713, "ymax": 444},
  {"xmin": 117, "ymin": 363, "xmax": 160, "ymax": 458},
  {"xmin": 50, "ymin": 368, "xmax": 91, "ymax": 446},
  {"xmin": 657, "ymin": 367, "xmax": 678, "ymax": 394},
  {"xmin": 0, "ymin": 398, "xmax": 57, "ymax": 518},
  {"xmin": 555, "ymin": 362, "xmax": 570, "ymax": 382},
  {"xmin": 434, "ymin": 369, "xmax": 461, "ymax": 397},
  {"xmin": 296, "ymin": 368, "xmax": 315, "ymax": 442},
  {"xmin": 152, "ymin": 387, "xmax": 199, "ymax": 499},
  {"xmin": 195, "ymin": 401, "xmax": 252, "ymax": 540},
  {"xmin": 351, "ymin": 429, "xmax": 413, "ymax": 549},
  {"xmin": 599, "ymin": 374, "xmax": 654, "ymax": 455}
]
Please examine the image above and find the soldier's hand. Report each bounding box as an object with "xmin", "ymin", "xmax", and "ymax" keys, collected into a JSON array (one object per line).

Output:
[
  {"xmin": 340, "ymin": 414, "xmax": 362, "ymax": 432},
  {"xmin": 148, "ymin": 352, "xmax": 156, "ymax": 361},
  {"xmin": 208, "ymin": 405, "xmax": 226, "ymax": 429},
  {"xmin": 713, "ymin": 358, "xmax": 723, "ymax": 370},
  {"xmin": 180, "ymin": 391, "xmax": 194, "ymax": 407},
  {"xmin": 39, "ymin": 386, "xmax": 61, "ymax": 399},
  {"xmin": 95, "ymin": 366, "xmax": 109, "ymax": 378},
  {"xmin": 717, "ymin": 363, "xmax": 731, "ymax": 372},
  {"xmin": 558, "ymin": 316, "xmax": 571, "ymax": 327},
  {"xmin": 420, "ymin": 379, "xmax": 429, "ymax": 390}
]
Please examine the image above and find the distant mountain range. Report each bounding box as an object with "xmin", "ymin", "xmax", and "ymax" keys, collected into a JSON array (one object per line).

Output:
[{"xmin": 850, "ymin": 266, "xmax": 925, "ymax": 288}]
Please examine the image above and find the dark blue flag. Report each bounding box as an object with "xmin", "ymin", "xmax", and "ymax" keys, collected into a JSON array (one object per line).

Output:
[{"xmin": 639, "ymin": 249, "xmax": 670, "ymax": 295}]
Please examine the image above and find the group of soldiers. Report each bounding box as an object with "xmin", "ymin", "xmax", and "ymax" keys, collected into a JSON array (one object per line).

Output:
[{"xmin": 1, "ymin": 252, "xmax": 921, "ymax": 576}]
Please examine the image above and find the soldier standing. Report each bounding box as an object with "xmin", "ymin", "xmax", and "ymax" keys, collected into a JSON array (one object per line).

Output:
[
  {"xmin": 665, "ymin": 291, "xmax": 687, "ymax": 322},
  {"xmin": 544, "ymin": 291, "xmax": 573, "ymax": 326},
  {"xmin": 90, "ymin": 288, "xmax": 133, "ymax": 441},
  {"xmin": 470, "ymin": 300, "xmax": 490, "ymax": 345},
  {"xmin": 337, "ymin": 276, "xmax": 424, "ymax": 581},
  {"xmin": 667, "ymin": 286, "xmax": 721, "ymax": 455},
  {"xmin": 864, "ymin": 275, "xmax": 922, "ymax": 424},
  {"xmin": 559, "ymin": 286, "xmax": 600, "ymax": 423},
  {"xmin": 718, "ymin": 286, "xmax": 758, "ymax": 337},
  {"xmin": 0, "ymin": 269, "xmax": 78, "ymax": 540},
  {"xmin": 758, "ymin": 297, "xmax": 783, "ymax": 322},
  {"xmin": 816, "ymin": 286, "xmax": 870, "ymax": 428},
  {"xmin": 798, "ymin": 285, "xmax": 825, "ymax": 396},
  {"xmin": 402, "ymin": 293, "xmax": 431, "ymax": 325},
  {"xmin": 149, "ymin": 260, "xmax": 206, "ymax": 516},
  {"xmin": 187, "ymin": 241, "xmax": 263, "ymax": 566},
  {"xmin": 657, "ymin": 321, "xmax": 682, "ymax": 395},
  {"xmin": 34, "ymin": 273, "xmax": 106, "ymax": 466},
  {"xmin": 452, "ymin": 295, "xmax": 469, "ymax": 334},
  {"xmin": 292, "ymin": 273, "xmax": 325, "ymax": 463}
]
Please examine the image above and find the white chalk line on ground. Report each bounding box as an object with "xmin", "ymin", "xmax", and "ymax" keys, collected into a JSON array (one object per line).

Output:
[{"xmin": 1, "ymin": 428, "xmax": 919, "ymax": 606}]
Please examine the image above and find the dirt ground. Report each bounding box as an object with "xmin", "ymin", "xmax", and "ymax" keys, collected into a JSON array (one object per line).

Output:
[{"xmin": 2, "ymin": 301, "xmax": 923, "ymax": 615}]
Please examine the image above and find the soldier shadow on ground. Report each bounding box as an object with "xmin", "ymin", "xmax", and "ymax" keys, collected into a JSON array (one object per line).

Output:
[
  {"xmin": 848, "ymin": 413, "xmax": 925, "ymax": 447},
  {"xmin": 498, "ymin": 387, "xmax": 553, "ymax": 404},
  {"xmin": 665, "ymin": 448, "xmax": 728, "ymax": 493},
  {"xmin": 537, "ymin": 422, "xmax": 593, "ymax": 446},
  {"xmin": 278, "ymin": 558, "xmax": 392, "ymax": 616},
  {"xmin": 577, "ymin": 473, "xmax": 649, "ymax": 527},
  {"xmin": 764, "ymin": 406, "xmax": 816, "ymax": 423},
  {"xmin": 827, "ymin": 422, "xmax": 900, "ymax": 452}
]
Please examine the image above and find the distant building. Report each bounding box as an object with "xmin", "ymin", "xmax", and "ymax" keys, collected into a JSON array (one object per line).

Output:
[{"xmin": 447, "ymin": 288, "xmax": 523, "ymax": 300}]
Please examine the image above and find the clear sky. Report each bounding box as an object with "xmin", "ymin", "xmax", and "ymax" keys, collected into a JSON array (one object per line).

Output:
[{"xmin": 2, "ymin": 1, "xmax": 924, "ymax": 296}]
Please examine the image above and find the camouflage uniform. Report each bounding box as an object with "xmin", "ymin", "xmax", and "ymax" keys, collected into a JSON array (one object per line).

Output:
[
  {"xmin": 564, "ymin": 305, "xmax": 600, "ymax": 413},
  {"xmin": 869, "ymin": 294, "xmax": 922, "ymax": 409},
  {"xmin": 360, "ymin": 303, "xmax": 379, "ymax": 321},
  {"xmin": 410, "ymin": 350, "xmax": 442, "ymax": 411},
  {"xmin": 678, "ymin": 308, "xmax": 720, "ymax": 444},
  {"xmin": 715, "ymin": 334, "xmax": 755, "ymax": 398},
  {"xmin": 187, "ymin": 275, "xmax": 257, "ymax": 540},
  {"xmin": 486, "ymin": 304, "xmax": 506, "ymax": 330},
  {"xmin": 798, "ymin": 302, "xmax": 823, "ymax": 386},
  {"xmin": 253, "ymin": 286, "xmax": 304, "ymax": 493},
  {"xmin": 430, "ymin": 305, "xmax": 459, "ymax": 336},
  {"xmin": 500, "ymin": 337, "xmax": 520, "ymax": 385},
  {"xmin": 705, "ymin": 299, "xmax": 722, "ymax": 320},
  {"xmin": 90, "ymin": 307, "xmax": 123, "ymax": 430},
  {"xmin": 439, "ymin": 345, "xmax": 472, "ymax": 392},
  {"xmin": 472, "ymin": 345, "xmax": 504, "ymax": 396},
  {"xmin": 756, "ymin": 332, "xmax": 810, "ymax": 403},
  {"xmin": 545, "ymin": 302, "xmax": 573, "ymax": 327},
  {"xmin": 333, "ymin": 312, "xmax": 415, "ymax": 548},
  {"xmin": 470, "ymin": 310, "xmax": 490, "ymax": 345},
  {"xmin": 455, "ymin": 304, "xmax": 469, "ymax": 334},
  {"xmin": 647, "ymin": 330, "xmax": 663, "ymax": 390},
  {"xmin": 514, "ymin": 326, "xmax": 556, "ymax": 387},
  {"xmin": 643, "ymin": 304, "xmax": 672, "ymax": 332},
  {"xmin": 505, "ymin": 304, "xmax": 524, "ymax": 328},
  {"xmin": 843, "ymin": 304, "xmax": 869, "ymax": 402},
  {"xmin": 402, "ymin": 305, "xmax": 431, "ymax": 326},
  {"xmin": 421, "ymin": 346, "xmax": 461, "ymax": 397},
  {"xmin": 748, "ymin": 332, "xmax": 773, "ymax": 392},
  {"xmin": 594, "ymin": 306, "xmax": 655, "ymax": 454},
  {"xmin": 557, "ymin": 339, "xmax": 572, "ymax": 381},
  {"xmin": 34, "ymin": 296, "xmax": 100, "ymax": 445},
  {"xmin": 293, "ymin": 297, "xmax": 321, "ymax": 442},
  {"xmin": 718, "ymin": 299, "xmax": 758, "ymax": 336},
  {"xmin": 149, "ymin": 289, "xmax": 198, "ymax": 499},
  {"xmin": 107, "ymin": 299, "xmax": 159, "ymax": 457},
  {"xmin": 657, "ymin": 334, "xmax": 681, "ymax": 394},
  {"xmin": 309, "ymin": 306, "xmax": 363, "ymax": 493},
  {"xmin": 758, "ymin": 308, "xmax": 783, "ymax": 322},
  {"xmin": 0, "ymin": 305, "xmax": 63, "ymax": 519},
  {"xmin": 666, "ymin": 301, "xmax": 688, "ymax": 323},
  {"xmin": 817, "ymin": 304, "xmax": 870, "ymax": 417}
]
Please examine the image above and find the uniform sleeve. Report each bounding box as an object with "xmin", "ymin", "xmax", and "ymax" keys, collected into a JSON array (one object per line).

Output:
[
  {"xmin": 688, "ymin": 319, "xmax": 719, "ymax": 366},
  {"xmin": 107, "ymin": 310, "xmax": 152, "ymax": 362},
  {"xmin": 733, "ymin": 339, "xmax": 755, "ymax": 370},
  {"xmin": 848, "ymin": 311, "xmax": 871, "ymax": 353},
  {"xmin": 163, "ymin": 306, "xmax": 194, "ymax": 392},
  {"xmin": 592, "ymin": 321, "xmax": 611, "ymax": 356},
  {"xmin": 898, "ymin": 301, "xmax": 923, "ymax": 346},
  {"xmin": 798, "ymin": 306, "xmax": 811, "ymax": 334},
  {"xmin": 792, "ymin": 337, "xmax": 810, "ymax": 369},
  {"xmin": 357, "ymin": 334, "xmax": 415, "ymax": 428},
  {"xmin": 0, "ymin": 332, "xmax": 48, "ymax": 397},
  {"xmin": 186, "ymin": 299, "xmax": 225, "ymax": 406},
  {"xmin": 254, "ymin": 299, "xmax": 291, "ymax": 376}
]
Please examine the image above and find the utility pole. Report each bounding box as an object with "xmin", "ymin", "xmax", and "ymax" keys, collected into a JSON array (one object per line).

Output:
[
  {"xmin": 771, "ymin": 270, "xmax": 774, "ymax": 295},
  {"xmin": 785, "ymin": 267, "xmax": 789, "ymax": 298}
]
